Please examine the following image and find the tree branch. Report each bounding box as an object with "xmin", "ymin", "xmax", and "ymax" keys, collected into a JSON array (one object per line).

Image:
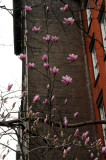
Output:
[{"xmin": 0, "ymin": 118, "xmax": 106, "ymax": 129}]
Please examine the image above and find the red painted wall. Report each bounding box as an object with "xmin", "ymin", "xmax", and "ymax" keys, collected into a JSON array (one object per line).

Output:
[{"xmin": 82, "ymin": 0, "xmax": 106, "ymax": 152}]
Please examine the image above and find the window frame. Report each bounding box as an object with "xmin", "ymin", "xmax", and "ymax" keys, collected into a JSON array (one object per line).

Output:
[
  {"xmin": 13, "ymin": 0, "xmax": 24, "ymax": 55},
  {"xmin": 89, "ymin": 34, "xmax": 100, "ymax": 87},
  {"xmin": 98, "ymin": 0, "xmax": 106, "ymax": 57},
  {"xmin": 98, "ymin": 0, "xmax": 105, "ymax": 23},
  {"xmin": 86, "ymin": 0, "xmax": 92, "ymax": 29},
  {"xmin": 96, "ymin": 90, "xmax": 106, "ymax": 145}
]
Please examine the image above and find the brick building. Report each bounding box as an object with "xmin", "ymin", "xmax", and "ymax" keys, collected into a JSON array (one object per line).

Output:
[
  {"xmin": 82, "ymin": 0, "xmax": 106, "ymax": 147},
  {"xmin": 13, "ymin": 0, "xmax": 105, "ymax": 159}
]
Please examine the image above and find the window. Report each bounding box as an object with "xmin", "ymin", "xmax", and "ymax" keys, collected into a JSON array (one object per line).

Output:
[
  {"xmin": 98, "ymin": 0, "xmax": 106, "ymax": 54},
  {"xmin": 86, "ymin": 0, "xmax": 92, "ymax": 27},
  {"xmin": 13, "ymin": 0, "xmax": 23, "ymax": 55},
  {"xmin": 100, "ymin": 11, "xmax": 106, "ymax": 53},
  {"xmin": 89, "ymin": 34, "xmax": 99, "ymax": 83},
  {"xmin": 97, "ymin": 90, "xmax": 106, "ymax": 145},
  {"xmin": 91, "ymin": 45, "xmax": 99, "ymax": 80},
  {"xmin": 99, "ymin": 100, "xmax": 106, "ymax": 145}
]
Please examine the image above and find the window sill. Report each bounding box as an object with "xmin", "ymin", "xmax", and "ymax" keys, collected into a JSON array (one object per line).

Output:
[{"xmin": 94, "ymin": 73, "xmax": 100, "ymax": 88}]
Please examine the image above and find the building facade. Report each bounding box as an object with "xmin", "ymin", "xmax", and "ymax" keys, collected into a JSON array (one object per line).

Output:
[
  {"xmin": 82, "ymin": 0, "xmax": 106, "ymax": 147},
  {"xmin": 13, "ymin": 0, "xmax": 106, "ymax": 159}
]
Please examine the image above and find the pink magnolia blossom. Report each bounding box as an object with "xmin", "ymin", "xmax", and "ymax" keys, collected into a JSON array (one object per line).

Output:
[
  {"xmin": 54, "ymin": 135, "xmax": 57, "ymax": 138},
  {"xmin": 75, "ymin": 129, "xmax": 79, "ymax": 134},
  {"xmin": 29, "ymin": 110, "xmax": 33, "ymax": 116},
  {"xmin": 33, "ymin": 95, "xmax": 40, "ymax": 103},
  {"xmin": 32, "ymin": 26, "xmax": 40, "ymax": 33},
  {"xmin": 34, "ymin": 118, "xmax": 39, "ymax": 125},
  {"xmin": 42, "ymin": 55, "xmax": 48, "ymax": 62},
  {"xmin": 64, "ymin": 99, "xmax": 68, "ymax": 104},
  {"xmin": 67, "ymin": 147, "xmax": 71, "ymax": 153},
  {"xmin": 35, "ymin": 112, "xmax": 40, "ymax": 116},
  {"xmin": 64, "ymin": 117, "xmax": 68, "ymax": 127},
  {"xmin": 43, "ymin": 34, "xmax": 51, "ymax": 42},
  {"xmin": 82, "ymin": 131, "xmax": 89, "ymax": 139},
  {"xmin": 6, "ymin": 114, "xmax": 10, "ymax": 119},
  {"xmin": 60, "ymin": 4, "xmax": 68, "ymax": 12},
  {"xmin": 7, "ymin": 84, "xmax": 13, "ymax": 91},
  {"xmin": 3, "ymin": 97, "xmax": 8, "ymax": 103},
  {"xmin": 19, "ymin": 54, "xmax": 27, "ymax": 60},
  {"xmin": 67, "ymin": 54, "xmax": 78, "ymax": 62},
  {"xmin": 24, "ymin": 128, "xmax": 28, "ymax": 133},
  {"xmin": 33, "ymin": 112, "xmax": 40, "ymax": 117},
  {"xmin": 99, "ymin": 141, "xmax": 102, "ymax": 146},
  {"xmin": 36, "ymin": 118, "xmax": 39, "ymax": 124},
  {"xmin": 34, "ymin": 119, "xmax": 38, "ymax": 125},
  {"xmin": 2, "ymin": 154, "xmax": 6, "ymax": 159},
  {"xmin": 51, "ymin": 114, "xmax": 54, "ymax": 118},
  {"xmin": 62, "ymin": 142, "xmax": 66, "ymax": 147},
  {"xmin": 28, "ymin": 63, "xmax": 35, "ymax": 69},
  {"xmin": 44, "ymin": 115, "xmax": 48, "ymax": 123},
  {"xmin": 44, "ymin": 63, "xmax": 49, "ymax": 69},
  {"xmin": 91, "ymin": 142, "xmax": 95, "ymax": 146},
  {"xmin": 46, "ymin": 6, "xmax": 49, "ymax": 12},
  {"xmin": 47, "ymin": 84, "xmax": 50, "ymax": 89},
  {"xmin": 25, "ymin": 30, "xmax": 28, "ymax": 35},
  {"xmin": 53, "ymin": 138, "xmax": 58, "ymax": 143},
  {"xmin": 29, "ymin": 106, "xmax": 32, "ymax": 110},
  {"xmin": 90, "ymin": 153, "xmax": 94, "ymax": 158},
  {"xmin": 63, "ymin": 149, "xmax": 67, "ymax": 158},
  {"xmin": 50, "ymin": 66, "xmax": 59, "ymax": 75},
  {"xmin": 98, "ymin": 138, "xmax": 102, "ymax": 143},
  {"xmin": 22, "ymin": 91, "xmax": 27, "ymax": 97},
  {"xmin": 12, "ymin": 102, "xmax": 16, "ymax": 108},
  {"xmin": 63, "ymin": 17, "xmax": 75, "ymax": 25},
  {"xmin": 43, "ymin": 98, "xmax": 49, "ymax": 105},
  {"xmin": 85, "ymin": 131, "xmax": 89, "ymax": 138},
  {"xmin": 101, "ymin": 147, "xmax": 106, "ymax": 155},
  {"xmin": 1, "ymin": 112, "xmax": 4, "ymax": 118},
  {"xmin": 61, "ymin": 75, "xmax": 72, "ymax": 84},
  {"xmin": 32, "ymin": 113, "xmax": 36, "ymax": 117},
  {"xmin": 82, "ymin": 133, "xmax": 85, "ymax": 139},
  {"xmin": 94, "ymin": 158, "xmax": 98, "ymax": 160},
  {"xmin": 34, "ymin": 120, "xmax": 37, "ymax": 125},
  {"xmin": 31, "ymin": 126, "xmax": 33, "ymax": 131},
  {"xmin": 25, "ymin": 6, "xmax": 32, "ymax": 12},
  {"xmin": 85, "ymin": 137, "xmax": 90, "ymax": 144},
  {"xmin": 97, "ymin": 138, "xmax": 102, "ymax": 146},
  {"xmin": 53, "ymin": 108, "xmax": 56, "ymax": 111},
  {"xmin": 74, "ymin": 129, "xmax": 79, "ymax": 137},
  {"xmin": 52, "ymin": 36, "xmax": 59, "ymax": 43},
  {"xmin": 51, "ymin": 95, "xmax": 55, "ymax": 102},
  {"xmin": 74, "ymin": 112, "xmax": 78, "ymax": 118}
]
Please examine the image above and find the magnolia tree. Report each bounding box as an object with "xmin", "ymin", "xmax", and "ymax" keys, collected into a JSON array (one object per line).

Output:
[{"xmin": 0, "ymin": 0, "xmax": 106, "ymax": 160}]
